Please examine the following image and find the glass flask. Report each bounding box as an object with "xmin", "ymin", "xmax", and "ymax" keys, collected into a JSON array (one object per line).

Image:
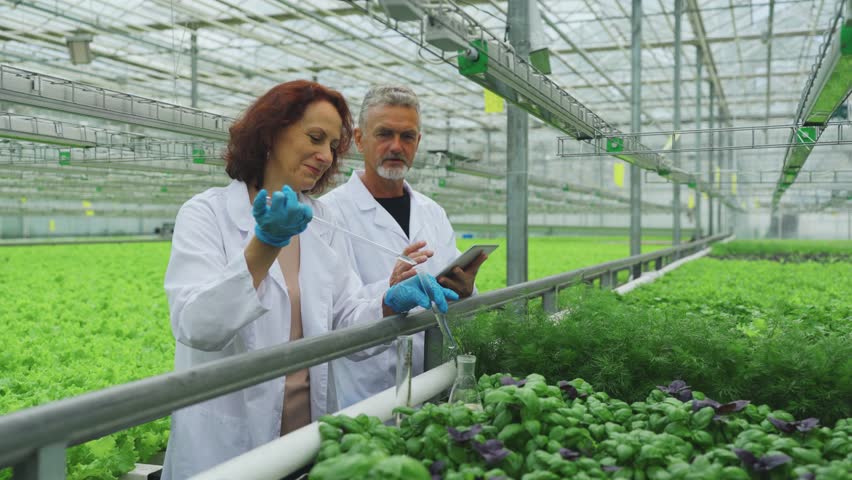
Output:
[
  {"xmin": 448, "ymin": 354, "xmax": 483, "ymax": 411},
  {"xmin": 395, "ymin": 335, "xmax": 414, "ymax": 427}
]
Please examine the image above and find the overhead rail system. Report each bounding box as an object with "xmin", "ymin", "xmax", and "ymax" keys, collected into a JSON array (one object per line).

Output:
[
  {"xmin": 771, "ymin": 0, "xmax": 852, "ymax": 209},
  {"xmin": 362, "ymin": 2, "xmax": 743, "ymax": 214},
  {"xmin": 556, "ymin": 121, "xmax": 852, "ymax": 156},
  {"xmin": 645, "ymin": 169, "xmax": 852, "ymax": 186},
  {"xmin": 446, "ymin": 159, "xmax": 677, "ymax": 212},
  {"xmin": 0, "ymin": 65, "xmax": 233, "ymax": 140}
]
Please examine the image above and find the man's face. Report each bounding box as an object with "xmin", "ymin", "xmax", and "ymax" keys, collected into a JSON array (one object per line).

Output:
[{"xmin": 355, "ymin": 105, "xmax": 421, "ymax": 181}]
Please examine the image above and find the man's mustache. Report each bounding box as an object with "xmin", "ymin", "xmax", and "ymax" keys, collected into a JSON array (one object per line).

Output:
[{"xmin": 381, "ymin": 155, "xmax": 410, "ymax": 165}]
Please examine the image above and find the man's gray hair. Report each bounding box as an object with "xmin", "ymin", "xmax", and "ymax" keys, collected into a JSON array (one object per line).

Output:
[{"xmin": 358, "ymin": 85, "xmax": 421, "ymax": 131}]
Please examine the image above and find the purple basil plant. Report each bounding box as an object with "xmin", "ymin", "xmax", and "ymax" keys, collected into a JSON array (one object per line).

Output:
[
  {"xmin": 657, "ymin": 380, "xmax": 694, "ymax": 401},
  {"xmin": 692, "ymin": 398, "xmax": 750, "ymax": 420},
  {"xmin": 447, "ymin": 424, "xmax": 483, "ymax": 443},
  {"xmin": 500, "ymin": 376, "xmax": 527, "ymax": 387},
  {"xmin": 557, "ymin": 380, "xmax": 589, "ymax": 400},
  {"xmin": 472, "ymin": 439, "xmax": 512, "ymax": 465},
  {"xmin": 768, "ymin": 416, "xmax": 820, "ymax": 434},
  {"xmin": 734, "ymin": 448, "xmax": 791, "ymax": 473}
]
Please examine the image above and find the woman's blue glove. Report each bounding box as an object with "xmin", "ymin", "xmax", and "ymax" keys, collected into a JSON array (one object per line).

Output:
[
  {"xmin": 385, "ymin": 273, "xmax": 460, "ymax": 314},
  {"xmin": 252, "ymin": 186, "xmax": 313, "ymax": 248}
]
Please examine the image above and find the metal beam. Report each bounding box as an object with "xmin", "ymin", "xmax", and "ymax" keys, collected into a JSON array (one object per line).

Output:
[
  {"xmin": 765, "ymin": 0, "xmax": 776, "ymax": 124},
  {"xmin": 673, "ymin": 0, "xmax": 683, "ymax": 247},
  {"xmin": 552, "ymin": 29, "xmax": 826, "ymax": 55},
  {"xmin": 695, "ymin": 46, "xmax": 703, "ymax": 237},
  {"xmin": 630, "ymin": 0, "xmax": 642, "ymax": 261},
  {"xmin": 686, "ymin": 0, "xmax": 732, "ymax": 124},
  {"xmin": 506, "ymin": 0, "xmax": 529, "ymax": 287}
]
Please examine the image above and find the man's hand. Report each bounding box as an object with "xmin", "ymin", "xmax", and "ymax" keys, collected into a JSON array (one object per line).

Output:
[
  {"xmin": 437, "ymin": 252, "xmax": 487, "ymax": 298},
  {"xmin": 388, "ymin": 241, "xmax": 433, "ymax": 287}
]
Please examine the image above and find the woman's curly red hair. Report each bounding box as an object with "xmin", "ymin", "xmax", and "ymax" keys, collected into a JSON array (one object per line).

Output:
[{"xmin": 224, "ymin": 80, "xmax": 353, "ymax": 195}]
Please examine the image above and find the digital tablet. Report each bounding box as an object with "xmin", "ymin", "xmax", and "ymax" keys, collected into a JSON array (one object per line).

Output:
[{"xmin": 436, "ymin": 244, "xmax": 498, "ymax": 278}]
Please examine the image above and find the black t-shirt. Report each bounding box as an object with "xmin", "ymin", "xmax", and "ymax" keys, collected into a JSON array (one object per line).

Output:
[{"xmin": 375, "ymin": 191, "xmax": 411, "ymax": 237}]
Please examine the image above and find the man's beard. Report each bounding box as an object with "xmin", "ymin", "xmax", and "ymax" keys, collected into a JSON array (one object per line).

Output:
[{"xmin": 376, "ymin": 157, "xmax": 410, "ymax": 180}]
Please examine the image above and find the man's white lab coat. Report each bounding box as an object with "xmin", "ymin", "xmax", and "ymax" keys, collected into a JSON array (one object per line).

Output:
[
  {"xmin": 161, "ymin": 180, "xmax": 382, "ymax": 480},
  {"xmin": 320, "ymin": 171, "xmax": 463, "ymax": 409}
]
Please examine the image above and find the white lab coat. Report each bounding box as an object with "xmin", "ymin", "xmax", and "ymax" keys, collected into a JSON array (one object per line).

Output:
[
  {"xmin": 320, "ymin": 171, "xmax": 464, "ymax": 409},
  {"xmin": 161, "ymin": 180, "xmax": 382, "ymax": 480}
]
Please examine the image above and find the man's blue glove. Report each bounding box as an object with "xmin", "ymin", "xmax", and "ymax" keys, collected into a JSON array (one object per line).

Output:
[
  {"xmin": 385, "ymin": 273, "xmax": 460, "ymax": 314},
  {"xmin": 252, "ymin": 186, "xmax": 313, "ymax": 248}
]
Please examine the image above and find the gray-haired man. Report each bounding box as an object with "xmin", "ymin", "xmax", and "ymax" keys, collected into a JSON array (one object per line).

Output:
[{"xmin": 322, "ymin": 85, "xmax": 485, "ymax": 408}]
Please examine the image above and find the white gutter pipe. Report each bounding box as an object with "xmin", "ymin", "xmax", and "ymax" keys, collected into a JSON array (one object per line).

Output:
[
  {"xmin": 192, "ymin": 360, "xmax": 458, "ymax": 480},
  {"xmin": 614, "ymin": 234, "xmax": 736, "ymax": 295}
]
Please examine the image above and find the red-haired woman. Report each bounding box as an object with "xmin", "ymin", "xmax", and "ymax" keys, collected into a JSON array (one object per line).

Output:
[{"xmin": 161, "ymin": 80, "xmax": 457, "ymax": 479}]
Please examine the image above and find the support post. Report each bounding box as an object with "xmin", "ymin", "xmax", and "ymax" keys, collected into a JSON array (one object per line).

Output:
[
  {"xmin": 694, "ymin": 47, "xmax": 703, "ymax": 237},
  {"xmin": 600, "ymin": 271, "xmax": 613, "ymax": 289},
  {"xmin": 506, "ymin": 0, "xmax": 530, "ymax": 287},
  {"xmin": 13, "ymin": 444, "xmax": 66, "ymax": 480},
  {"xmin": 630, "ymin": 0, "xmax": 642, "ymax": 264},
  {"xmin": 190, "ymin": 30, "xmax": 199, "ymax": 108},
  {"xmin": 672, "ymin": 0, "xmax": 683, "ymax": 248},
  {"xmin": 541, "ymin": 289, "xmax": 557, "ymax": 314},
  {"xmin": 423, "ymin": 326, "xmax": 443, "ymax": 371},
  {"xmin": 708, "ymin": 82, "xmax": 715, "ymax": 235}
]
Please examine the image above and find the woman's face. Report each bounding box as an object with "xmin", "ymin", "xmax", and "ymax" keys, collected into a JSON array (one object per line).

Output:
[{"xmin": 267, "ymin": 100, "xmax": 342, "ymax": 192}]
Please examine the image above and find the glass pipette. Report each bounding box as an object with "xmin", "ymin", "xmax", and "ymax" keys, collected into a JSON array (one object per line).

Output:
[
  {"xmin": 264, "ymin": 194, "xmax": 417, "ymax": 266},
  {"xmin": 311, "ymin": 215, "xmax": 417, "ymax": 266}
]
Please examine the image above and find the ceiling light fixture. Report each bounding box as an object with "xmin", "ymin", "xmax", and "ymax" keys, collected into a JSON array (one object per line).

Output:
[{"xmin": 65, "ymin": 32, "xmax": 94, "ymax": 65}]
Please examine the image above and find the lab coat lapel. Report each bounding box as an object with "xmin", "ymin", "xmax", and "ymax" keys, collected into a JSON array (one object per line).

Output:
[{"xmin": 350, "ymin": 172, "xmax": 409, "ymax": 243}]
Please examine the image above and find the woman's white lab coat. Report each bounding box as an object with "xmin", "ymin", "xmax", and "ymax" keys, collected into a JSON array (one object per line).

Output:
[
  {"xmin": 160, "ymin": 180, "xmax": 382, "ymax": 480},
  {"xmin": 320, "ymin": 171, "xmax": 463, "ymax": 409}
]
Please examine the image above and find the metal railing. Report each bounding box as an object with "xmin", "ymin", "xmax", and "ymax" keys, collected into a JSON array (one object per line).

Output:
[{"xmin": 0, "ymin": 232, "xmax": 728, "ymax": 478}]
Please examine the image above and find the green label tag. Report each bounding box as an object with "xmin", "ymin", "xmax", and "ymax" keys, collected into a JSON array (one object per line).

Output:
[
  {"xmin": 58, "ymin": 151, "xmax": 71, "ymax": 166},
  {"xmin": 192, "ymin": 147, "xmax": 206, "ymax": 164},
  {"xmin": 606, "ymin": 137, "xmax": 624, "ymax": 152},
  {"xmin": 438, "ymin": 178, "xmax": 446, "ymax": 188},
  {"xmin": 458, "ymin": 39, "xmax": 489, "ymax": 76},
  {"xmin": 795, "ymin": 127, "xmax": 817, "ymax": 144}
]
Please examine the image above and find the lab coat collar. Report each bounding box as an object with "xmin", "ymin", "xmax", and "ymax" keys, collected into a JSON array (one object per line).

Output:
[{"xmin": 347, "ymin": 171, "xmax": 422, "ymax": 241}]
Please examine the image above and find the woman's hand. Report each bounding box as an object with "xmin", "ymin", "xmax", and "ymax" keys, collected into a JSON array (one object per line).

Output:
[
  {"xmin": 388, "ymin": 241, "xmax": 433, "ymax": 287},
  {"xmin": 252, "ymin": 186, "xmax": 313, "ymax": 247}
]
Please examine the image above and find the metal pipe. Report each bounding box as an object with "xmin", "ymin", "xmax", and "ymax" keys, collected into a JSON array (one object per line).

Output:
[
  {"xmin": 695, "ymin": 47, "xmax": 703, "ymax": 237},
  {"xmin": 716, "ymin": 103, "xmax": 723, "ymax": 233},
  {"xmin": 630, "ymin": 0, "xmax": 642, "ymax": 265},
  {"xmin": 673, "ymin": 0, "xmax": 683, "ymax": 247},
  {"xmin": 506, "ymin": 0, "xmax": 530, "ymax": 286},
  {"xmin": 191, "ymin": 30, "xmax": 199, "ymax": 108},
  {"xmin": 708, "ymin": 82, "xmax": 715, "ymax": 235}
]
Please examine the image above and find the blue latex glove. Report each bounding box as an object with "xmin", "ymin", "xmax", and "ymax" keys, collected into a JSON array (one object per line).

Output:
[
  {"xmin": 385, "ymin": 273, "xmax": 460, "ymax": 314},
  {"xmin": 252, "ymin": 186, "xmax": 313, "ymax": 247}
]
